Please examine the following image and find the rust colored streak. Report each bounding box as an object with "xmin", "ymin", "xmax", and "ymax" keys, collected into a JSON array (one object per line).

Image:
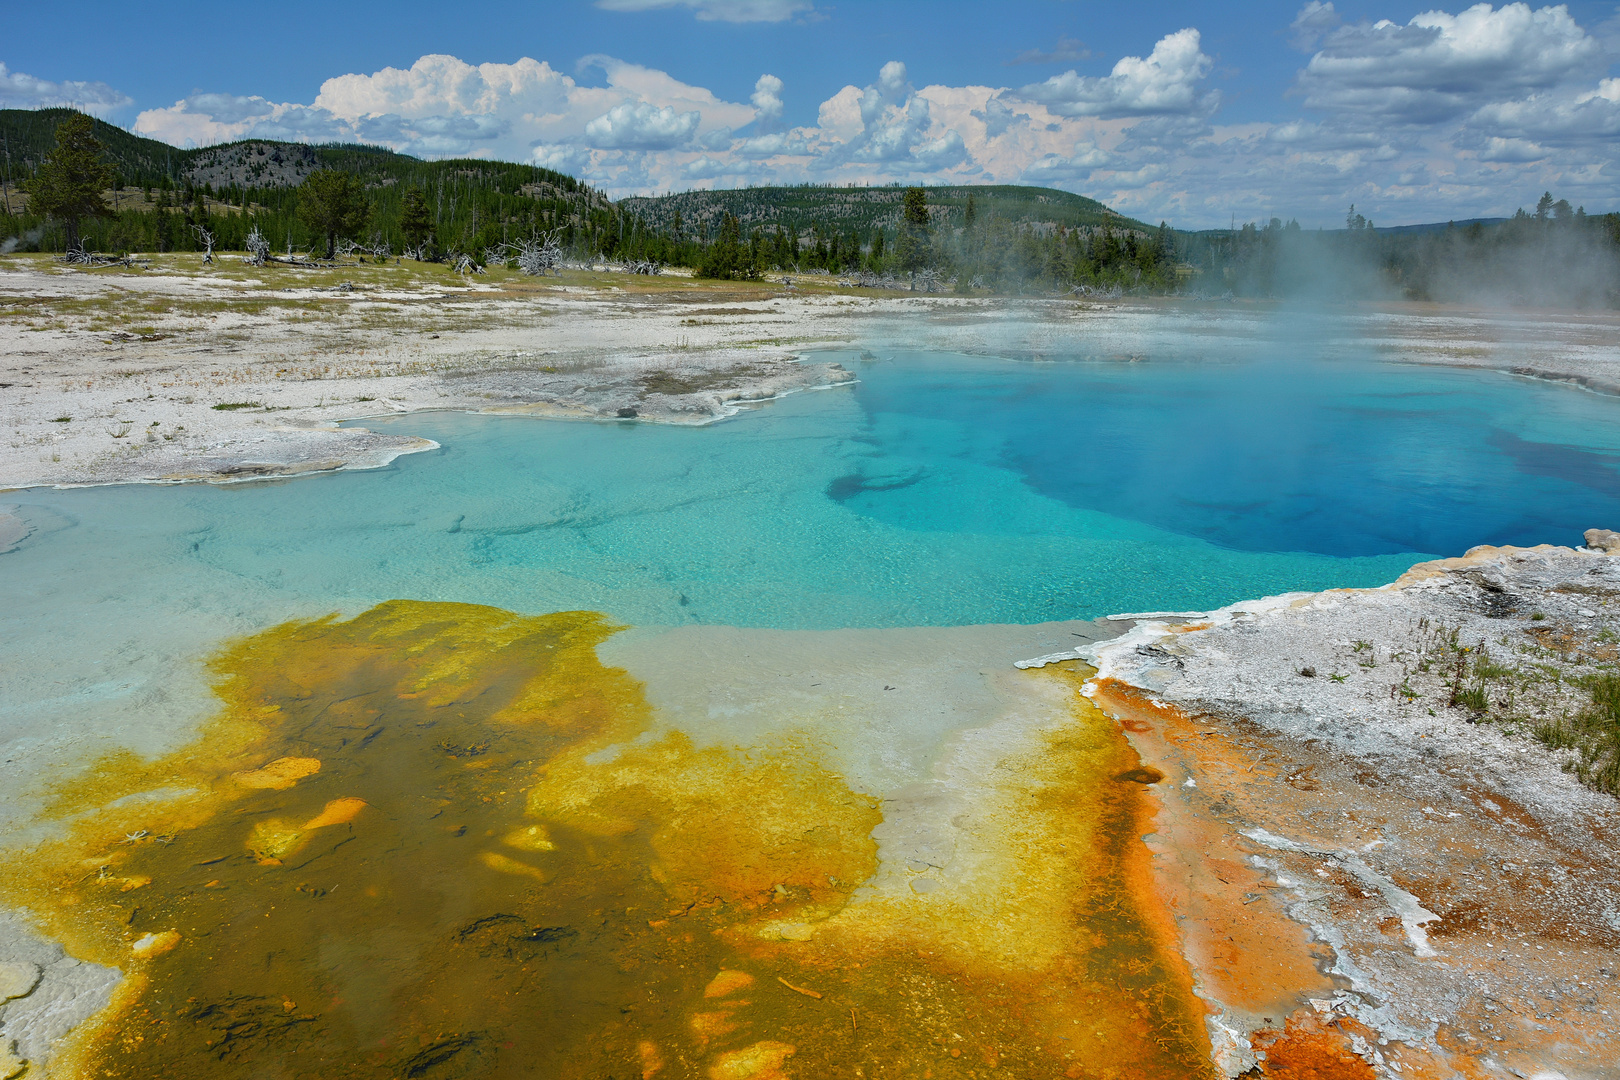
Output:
[{"xmin": 1088, "ymin": 678, "xmax": 1336, "ymax": 1019}]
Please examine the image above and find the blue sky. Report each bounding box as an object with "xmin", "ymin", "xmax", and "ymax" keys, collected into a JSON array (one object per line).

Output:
[{"xmin": 4, "ymin": 1, "xmax": 1619, "ymax": 227}]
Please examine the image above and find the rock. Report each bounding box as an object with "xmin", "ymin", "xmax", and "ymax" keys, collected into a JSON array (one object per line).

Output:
[
  {"xmin": 0, "ymin": 1037, "xmax": 26, "ymax": 1080},
  {"xmin": 129, "ymin": 931, "xmax": 180, "ymax": 959},
  {"xmin": 232, "ymin": 756, "xmax": 321, "ymax": 790},
  {"xmin": 1584, "ymin": 528, "xmax": 1620, "ymax": 552},
  {"xmin": 0, "ymin": 911, "xmax": 120, "ymax": 1074},
  {"xmin": 704, "ymin": 970, "xmax": 755, "ymax": 998},
  {"xmin": 0, "ymin": 509, "xmax": 31, "ymax": 554},
  {"xmin": 708, "ymin": 1040, "xmax": 795, "ymax": 1080},
  {"xmin": 0, "ymin": 962, "xmax": 41, "ymax": 1002},
  {"xmin": 616, "ymin": 407, "xmax": 639, "ymax": 418}
]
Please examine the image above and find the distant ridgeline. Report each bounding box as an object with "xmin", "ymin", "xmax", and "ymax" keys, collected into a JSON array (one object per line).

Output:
[
  {"xmin": 4, "ymin": 107, "xmax": 1618, "ymax": 304},
  {"xmin": 619, "ymin": 184, "xmax": 1147, "ymax": 235}
]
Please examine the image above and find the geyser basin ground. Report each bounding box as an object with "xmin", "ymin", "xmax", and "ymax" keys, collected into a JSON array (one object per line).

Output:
[{"xmin": 5, "ymin": 346, "xmax": 1620, "ymax": 1078}]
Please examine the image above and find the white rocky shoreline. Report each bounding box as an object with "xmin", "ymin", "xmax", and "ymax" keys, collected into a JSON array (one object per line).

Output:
[
  {"xmin": 5, "ymin": 255, "xmax": 1620, "ymax": 491},
  {"xmin": 1018, "ymin": 532, "xmax": 1620, "ymax": 1078}
]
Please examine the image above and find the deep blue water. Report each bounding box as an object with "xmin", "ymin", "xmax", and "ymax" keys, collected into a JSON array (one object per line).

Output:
[{"xmin": 847, "ymin": 352, "xmax": 1620, "ymax": 560}]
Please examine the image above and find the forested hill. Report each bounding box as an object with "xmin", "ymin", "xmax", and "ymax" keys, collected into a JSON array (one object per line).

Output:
[
  {"xmin": 620, "ymin": 185, "xmax": 1149, "ymax": 237},
  {"xmin": 0, "ymin": 108, "xmax": 602, "ymax": 203},
  {"xmin": 1, "ymin": 108, "xmax": 614, "ymax": 257}
]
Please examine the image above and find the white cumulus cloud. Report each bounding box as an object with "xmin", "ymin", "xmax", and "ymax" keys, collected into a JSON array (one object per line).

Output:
[
  {"xmin": 584, "ymin": 102, "xmax": 700, "ymax": 149},
  {"xmin": 1016, "ymin": 29, "xmax": 1215, "ymax": 118},
  {"xmin": 1298, "ymin": 3, "xmax": 1603, "ymax": 123},
  {"xmin": 1467, "ymin": 77, "xmax": 1620, "ymax": 143},
  {"xmin": 98, "ymin": 7, "xmax": 1620, "ymax": 227},
  {"xmin": 0, "ymin": 62, "xmax": 132, "ymax": 117},
  {"xmin": 751, "ymin": 74, "xmax": 784, "ymax": 127},
  {"xmin": 1290, "ymin": 2, "xmax": 1342, "ymax": 50}
]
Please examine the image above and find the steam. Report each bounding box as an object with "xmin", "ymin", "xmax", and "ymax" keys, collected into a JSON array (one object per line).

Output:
[
  {"xmin": 0, "ymin": 226, "xmax": 48, "ymax": 255},
  {"xmin": 1203, "ymin": 213, "xmax": 1620, "ymax": 310}
]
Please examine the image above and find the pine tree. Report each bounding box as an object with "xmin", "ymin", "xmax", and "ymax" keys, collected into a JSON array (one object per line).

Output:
[
  {"xmin": 298, "ymin": 169, "xmax": 369, "ymax": 259},
  {"xmin": 24, "ymin": 113, "xmax": 116, "ymax": 251},
  {"xmin": 964, "ymin": 193, "xmax": 977, "ymax": 230},
  {"xmin": 896, "ymin": 186, "xmax": 931, "ymax": 271},
  {"xmin": 400, "ymin": 188, "xmax": 432, "ymax": 257},
  {"xmin": 698, "ymin": 212, "xmax": 746, "ymax": 279},
  {"xmin": 1535, "ymin": 192, "xmax": 1554, "ymax": 222}
]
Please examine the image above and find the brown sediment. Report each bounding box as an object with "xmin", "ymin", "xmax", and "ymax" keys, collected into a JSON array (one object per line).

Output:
[{"xmin": 3, "ymin": 603, "xmax": 1221, "ymax": 1079}]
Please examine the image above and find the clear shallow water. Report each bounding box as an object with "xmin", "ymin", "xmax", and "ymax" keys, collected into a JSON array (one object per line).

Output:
[{"xmin": 5, "ymin": 346, "xmax": 1620, "ymax": 770}]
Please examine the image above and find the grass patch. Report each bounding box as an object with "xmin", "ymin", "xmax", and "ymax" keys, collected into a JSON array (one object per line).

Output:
[
  {"xmin": 212, "ymin": 402, "xmax": 261, "ymax": 411},
  {"xmin": 639, "ymin": 366, "xmax": 761, "ymax": 396},
  {"xmin": 1536, "ymin": 672, "xmax": 1620, "ymax": 795},
  {"xmin": 50, "ymin": 416, "xmax": 71, "ymax": 423}
]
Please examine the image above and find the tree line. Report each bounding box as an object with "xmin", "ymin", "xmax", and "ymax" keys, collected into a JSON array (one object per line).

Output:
[
  {"xmin": 1180, "ymin": 198, "xmax": 1620, "ymax": 307},
  {"xmin": 6, "ymin": 111, "xmax": 1617, "ymax": 306}
]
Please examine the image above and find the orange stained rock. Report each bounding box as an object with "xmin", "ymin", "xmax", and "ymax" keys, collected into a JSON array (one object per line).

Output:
[
  {"xmin": 1255, "ymin": 1015, "xmax": 1376, "ymax": 1079},
  {"xmin": 300, "ymin": 796, "xmax": 366, "ymax": 830},
  {"xmin": 232, "ymin": 756, "xmax": 321, "ymax": 790},
  {"xmin": 704, "ymin": 970, "xmax": 756, "ymax": 997},
  {"xmin": 477, "ymin": 851, "xmax": 549, "ymax": 881},
  {"xmin": 690, "ymin": 1007, "xmax": 744, "ymax": 1045},
  {"xmin": 129, "ymin": 930, "xmax": 180, "ymax": 959},
  {"xmin": 638, "ymin": 1040, "xmax": 665, "ymax": 1078},
  {"xmin": 502, "ymin": 824, "xmax": 556, "ymax": 851},
  {"xmin": 245, "ymin": 818, "xmax": 305, "ymax": 864},
  {"xmin": 708, "ymin": 1040, "xmax": 795, "ymax": 1080}
]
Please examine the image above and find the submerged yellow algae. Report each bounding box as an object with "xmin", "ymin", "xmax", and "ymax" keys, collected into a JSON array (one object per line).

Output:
[{"xmin": 2, "ymin": 603, "xmax": 1217, "ymax": 1079}]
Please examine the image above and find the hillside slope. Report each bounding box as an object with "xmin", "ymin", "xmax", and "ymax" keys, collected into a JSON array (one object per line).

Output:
[
  {"xmin": 0, "ymin": 109, "xmax": 602, "ymax": 204},
  {"xmin": 620, "ymin": 184, "xmax": 1151, "ymax": 236}
]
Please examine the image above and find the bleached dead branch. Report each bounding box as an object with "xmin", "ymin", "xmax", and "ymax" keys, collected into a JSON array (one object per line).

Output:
[
  {"xmin": 60, "ymin": 243, "xmax": 147, "ymax": 268},
  {"xmin": 490, "ymin": 231, "xmax": 565, "ymax": 276},
  {"xmin": 243, "ymin": 227, "xmax": 270, "ymax": 266},
  {"xmin": 190, "ymin": 223, "xmax": 215, "ymax": 264}
]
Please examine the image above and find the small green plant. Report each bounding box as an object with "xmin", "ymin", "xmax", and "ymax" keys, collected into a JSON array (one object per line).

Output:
[
  {"xmin": 51, "ymin": 416, "xmax": 71, "ymax": 423},
  {"xmin": 212, "ymin": 402, "xmax": 261, "ymax": 411},
  {"xmin": 1531, "ymin": 612, "xmax": 1546, "ymax": 621},
  {"xmin": 1535, "ymin": 673, "xmax": 1620, "ymax": 795},
  {"xmin": 1453, "ymin": 685, "xmax": 1488, "ymax": 713},
  {"xmin": 1329, "ymin": 673, "xmax": 1347, "ymax": 683},
  {"xmin": 1352, "ymin": 640, "xmax": 1372, "ymax": 653}
]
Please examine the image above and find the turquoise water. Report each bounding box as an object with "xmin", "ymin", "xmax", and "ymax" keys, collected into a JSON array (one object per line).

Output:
[
  {"xmin": 10, "ymin": 349, "xmax": 1620, "ymax": 638},
  {"xmin": 6, "ymin": 343, "xmax": 1620, "ymax": 794}
]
